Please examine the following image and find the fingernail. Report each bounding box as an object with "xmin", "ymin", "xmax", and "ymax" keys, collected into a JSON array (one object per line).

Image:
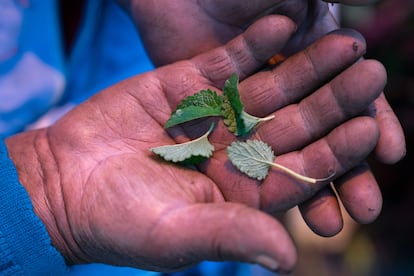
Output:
[{"xmin": 255, "ymin": 255, "xmax": 279, "ymax": 271}]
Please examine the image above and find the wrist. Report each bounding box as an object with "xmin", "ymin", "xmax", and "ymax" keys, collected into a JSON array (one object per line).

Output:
[
  {"xmin": 5, "ymin": 130, "xmax": 82, "ymax": 264},
  {"xmin": 0, "ymin": 139, "xmax": 67, "ymax": 274}
]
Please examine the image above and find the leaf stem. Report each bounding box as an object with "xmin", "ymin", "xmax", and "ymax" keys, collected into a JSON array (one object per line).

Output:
[
  {"xmin": 258, "ymin": 114, "xmax": 275, "ymax": 122},
  {"xmin": 242, "ymin": 112, "xmax": 275, "ymax": 122},
  {"xmin": 266, "ymin": 161, "xmax": 335, "ymax": 184}
]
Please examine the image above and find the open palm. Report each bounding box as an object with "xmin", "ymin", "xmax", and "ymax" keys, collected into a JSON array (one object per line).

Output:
[
  {"xmin": 124, "ymin": 0, "xmax": 405, "ymax": 164},
  {"xmin": 123, "ymin": 0, "xmax": 406, "ymax": 232},
  {"xmin": 7, "ymin": 17, "xmax": 385, "ymax": 273}
]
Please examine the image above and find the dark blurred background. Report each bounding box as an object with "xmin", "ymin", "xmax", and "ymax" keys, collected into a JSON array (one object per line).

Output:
[{"xmin": 289, "ymin": 1, "xmax": 414, "ymax": 275}]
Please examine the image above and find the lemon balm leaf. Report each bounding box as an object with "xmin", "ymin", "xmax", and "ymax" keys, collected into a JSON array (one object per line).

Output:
[
  {"xmin": 151, "ymin": 123, "xmax": 215, "ymax": 165},
  {"xmin": 227, "ymin": 140, "xmax": 274, "ymax": 180},
  {"xmin": 227, "ymin": 140, "xmax": 335, "ymax": 182},
  {"xmin": 164, "ymin": 75, "xmax": 274, "ymax": 136},
  {"xmin": 165, "ymin": 89, "xmax": 223, "ymax": 128}
]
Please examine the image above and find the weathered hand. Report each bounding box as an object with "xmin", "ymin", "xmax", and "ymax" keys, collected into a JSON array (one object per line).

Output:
[
  {"xmin": 120, "ymin": 0, "xmax": 406, "ymax": 229},
  {"xmin": 121, "ymin": 1, "xmax": 405, "ymax": 159},
  {"xmin": 6, "ymin": 17, "xmax": 386, "ymax": 273},
  {"xmin": 119, "ymin": 0, "xmax": 378, "ymax": 64}
]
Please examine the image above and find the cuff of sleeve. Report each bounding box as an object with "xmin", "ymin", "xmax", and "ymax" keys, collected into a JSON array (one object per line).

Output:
[{"xmin": 0, "ymin": 140, "xmax": 67, "ymax": 275}]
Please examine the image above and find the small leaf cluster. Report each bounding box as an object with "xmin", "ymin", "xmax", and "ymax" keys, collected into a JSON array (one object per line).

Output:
[
  {"xmin": 150, "ymin": 74, "xmax": 334, "ymax": 183},
  {"xmin": 165, "ymin": 74, "xmax": 274, "ymax": 137},
  {"xmin": 151, "ymin": 73, "xmax": 272, "ymax": 168}
]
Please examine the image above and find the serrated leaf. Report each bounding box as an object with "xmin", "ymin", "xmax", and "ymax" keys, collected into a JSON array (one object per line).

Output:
[
  {"xmin": 227, "ymin": 140, "xmax": 274, "ymax": 180},
  {"xmin": 227, "ymin": 139, "xmax": 336, "ymax": 183},
  {"xmin": 165, "ymin": 89, "xmax": 223, "ymax": 128},
  {"xmin": 151, "ymin": 123, "xmax": 215, "ymax": 165}
]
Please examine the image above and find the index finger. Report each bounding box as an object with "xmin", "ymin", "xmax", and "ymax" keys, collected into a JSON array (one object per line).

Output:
[{"xmin": 239, "ymin": 28, "xmax": 367, "ymax": 117}]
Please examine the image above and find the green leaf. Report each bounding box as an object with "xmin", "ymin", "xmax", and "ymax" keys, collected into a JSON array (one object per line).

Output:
[
  {"xmin": 151, "ymin": 123, "xmax": 215, "ymax": 165},
  {"xmin": 227, "ymin": 139, "xmax": 274, "ymax": 180},
  {"xmin": 221, "ymin": 96, "xmax": 238, "ymax": 135},
  {"xmin": 222, "ymin": 74, "xmax": 246, "ymax": 135},
  {"xmin": 221, "ymin": 74, "xmax": 274, "ymax": 136},
  {"xmin": 227, "ymin": 140, "xmax": 335, "ymax": 182},
  {"xmin": 165, "ymin": 89, "xmax": 223, "ymax": 128}
]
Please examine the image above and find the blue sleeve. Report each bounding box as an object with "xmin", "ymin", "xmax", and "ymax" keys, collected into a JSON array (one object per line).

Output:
[{"xmin": 0, "ymin": 140, "xmax": 67, "ymax": 275}]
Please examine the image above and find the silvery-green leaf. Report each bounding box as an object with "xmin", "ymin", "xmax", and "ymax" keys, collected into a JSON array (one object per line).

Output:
[
  {"xmin": 226, "ymin": 140, "xmax": 275, "ymax": 180},
  {"xmin": 227, "ymin": 139, "xmax": 335, "ymax": 183},
  {"xmin": 151, "ymin": 123, "xmax": 215, "ymax": 165}
]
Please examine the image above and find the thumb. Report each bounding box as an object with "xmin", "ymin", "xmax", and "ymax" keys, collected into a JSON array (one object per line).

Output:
[{"xmin": 151, "ymin": 202, "xmax": 297, "ymax": 274}]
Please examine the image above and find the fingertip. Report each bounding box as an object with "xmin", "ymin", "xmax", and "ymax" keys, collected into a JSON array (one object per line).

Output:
[
  {"xmin": 328, "ymin": 28, "xmax": 366, "ymax": 49},
  {"xmin": 250, "ymin": 14, "xmax": 297, "ymax": 36},
  {"xmin": 374, "ymin": 94, "xmax": 407, "ymax": 164},
  {"xmin": 299, "ymin": 187, "xmax": 344, "ymax": 237},
  {"xmin": 268, "ymin": 14, "xmax": 298, "ymax": 34},
  {"xmin": 243, "ymin": 15, "xmax": 297, "ymax": 64},
  {"xmin": 335, "ymin": 164, "xmax": 383, "ymax": 224},
  {"xmin": 375, "ymin": 132, "xmax": 407, "ymax": 164},
  {"xmin": 303, "ymin": 28, "xmax": 367, "ymax": 83},
  {"xmin": 360, "ymin": 59, "xmax": 388, "ymax": 90}
]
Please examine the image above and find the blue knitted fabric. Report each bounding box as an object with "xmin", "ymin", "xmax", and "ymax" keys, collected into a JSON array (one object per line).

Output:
[{"xmin": 0, "ymin": 140, "xmax": 67, "ymax": 275}]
